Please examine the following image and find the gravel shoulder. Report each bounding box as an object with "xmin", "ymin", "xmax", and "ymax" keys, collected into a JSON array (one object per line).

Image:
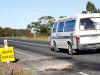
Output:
[{"xmin": 15, "ymin": 49, "xmax": 75, "ymax": 75}]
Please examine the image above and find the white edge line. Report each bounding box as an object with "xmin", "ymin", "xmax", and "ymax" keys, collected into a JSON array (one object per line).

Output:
[
  {"xmin": 0, "ymin": 44, "xmax": 39, "ymax": 60},
  {"xmin": 9, "ymin": 40, "xmax": 50, "ymax": 47},
  {"xmin": 78, "ymin": 72, "xmax": 89, "ymax": 75},
  {"xmin": 15, "ymin": 50, "xmax": 39, "ymax": 59}
]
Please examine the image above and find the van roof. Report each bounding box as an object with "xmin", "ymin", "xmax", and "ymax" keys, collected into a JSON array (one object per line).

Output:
[
  {"xmin": 76, "ymin": 13, "xmax": 100, "ymax": 18},
  {"xmin": 56, "ymin": 13, "xmax": 100, "ymax": 22}
]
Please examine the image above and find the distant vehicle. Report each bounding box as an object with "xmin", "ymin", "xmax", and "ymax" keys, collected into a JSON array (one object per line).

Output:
[{"xmin": 50, "ymin": 13, "xmax": 100, "ymax": 55}]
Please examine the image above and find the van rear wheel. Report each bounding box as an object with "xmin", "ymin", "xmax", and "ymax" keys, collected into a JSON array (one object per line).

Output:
[
  {"xmin": 68, "ymin": 43, "xmax": 74, "ymax": 55},
  {"xmin": 53, "ymin": 42, "xmax": 59, "ymax": 52}
]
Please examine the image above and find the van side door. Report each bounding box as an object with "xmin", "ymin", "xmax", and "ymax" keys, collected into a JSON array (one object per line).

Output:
[
  {"xmin": 63, "ymin": 20, "xmax": 76, "ymax": 49},
  {"xmin": 51, "ymin": 22, "xmax": 58, "ymax": 44},
  {"xmin": 56, "ymin": 22, "xmax": 64, "ymax": 48}
]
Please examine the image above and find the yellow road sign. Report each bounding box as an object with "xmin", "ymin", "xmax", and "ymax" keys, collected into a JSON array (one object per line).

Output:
[{"xmin": 0, "ymin": 47, "xmax": 15, "ymax": 62}]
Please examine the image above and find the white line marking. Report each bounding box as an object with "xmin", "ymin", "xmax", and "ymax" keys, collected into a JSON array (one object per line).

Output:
[
  {"xmin": 0, "ymin": 44, "xmax": 39, "ymax": 59},
  {"xmin": 15, "ymin": 50, "xmax": 39, "ymax": 59},
  {"xmin": 9, "ymin": 40, "xmax": 49, "ymax": 47},
  {"xmin": 78, "ymin": 72, "xmax": 89, "ymax": 75}
]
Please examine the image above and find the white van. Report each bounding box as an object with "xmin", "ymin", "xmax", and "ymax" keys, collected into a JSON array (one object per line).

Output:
[{"xmin": 50, "ymin": 13, "xmax": 100, "ymax": 55}]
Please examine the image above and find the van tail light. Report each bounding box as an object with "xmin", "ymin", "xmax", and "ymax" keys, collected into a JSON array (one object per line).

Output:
[{"xmin": 76, "ymin": 36, "xmax": 80, "ymax": 44}]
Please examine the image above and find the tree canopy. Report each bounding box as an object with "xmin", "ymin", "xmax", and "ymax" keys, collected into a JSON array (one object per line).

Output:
[{"xmin": 83, "ymin": 1, "xmax": 100, "ymax": 13}]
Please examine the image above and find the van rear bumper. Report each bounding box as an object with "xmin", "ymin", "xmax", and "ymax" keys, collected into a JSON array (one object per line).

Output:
[{"xmin": 78, "ymin": 43, "xmax": 100, "ymax": 50}]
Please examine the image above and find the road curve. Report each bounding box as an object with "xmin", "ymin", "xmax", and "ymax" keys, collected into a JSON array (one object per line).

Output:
[{"xmin": 0, "ymin": 38, "xmax": 100, "ymax": 75}]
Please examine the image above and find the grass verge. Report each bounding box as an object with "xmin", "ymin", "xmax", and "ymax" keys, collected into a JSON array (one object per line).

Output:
[
  {"xmin": 0, "ymin": 62, "xmax": 32, "ymax": 75},
  {"xmin": 0, "ymin": 35, "xmax": 50, "ymax": 41},
  {"xmin": 13, "ymin": 36, "xmax": 50, "ymax": 41}
]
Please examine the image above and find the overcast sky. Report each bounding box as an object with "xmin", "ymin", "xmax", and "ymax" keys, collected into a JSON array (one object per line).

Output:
[{"xmin": 0, "ymin": 0, "xmax": 99, "ymax": 29}]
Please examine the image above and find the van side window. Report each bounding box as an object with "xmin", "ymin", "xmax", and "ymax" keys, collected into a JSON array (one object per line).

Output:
[
  {"xmin": 52, "ymin": 23, "xmax": 57, "ymax": 32},
  {"xmin": 80, "ymin": 18, "xmax": 95, "ymax": 30},
  {"xmin": 57, "ymin": 22, "xmax": 64, "ymax": 32},
  {"xmin": 64, "ymin": 20, "xmax": 76, "ymax": 32}
]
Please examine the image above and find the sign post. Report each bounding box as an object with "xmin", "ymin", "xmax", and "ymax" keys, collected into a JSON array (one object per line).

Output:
[
  {"xmin": 4, "ymin": 39, "xmax": 9, "ymax": 63},
  {"xmin": 4, "ymin": 39, "xmax": 8, "ymax": 48},
  {"xmin": 0, "ymin": 39, "xmax": 15, "ymax": 63}
]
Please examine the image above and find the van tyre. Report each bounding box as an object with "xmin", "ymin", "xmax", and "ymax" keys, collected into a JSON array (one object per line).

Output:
[
  {"xmin": 68, "ymin": 43, "xmax": 74, "ymax": 55},
  {"xmin": 53, "ymin": 42, "xmax": 59, "ymax": 52}
]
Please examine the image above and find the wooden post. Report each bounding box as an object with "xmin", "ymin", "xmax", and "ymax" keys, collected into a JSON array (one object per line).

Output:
[
  {"xmin": 4, "ymin": 39, "xmax": 10, "ymax": 63},
  {"xmin": 4, "ymin": 39, "xmax": 8, "ymax": 48}
]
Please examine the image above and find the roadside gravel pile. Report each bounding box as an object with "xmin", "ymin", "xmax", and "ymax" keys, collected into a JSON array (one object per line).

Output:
[
  {"xmin": 15, "ymin": 50, "xmax": 74, "ymax": 75},
  {"xmin": 20, "ymin": 59, "xmax": 73, "ymax": 71},
  {"xmin": 0, "ymin": 62, "xmax": 32, "ymax": 75}
]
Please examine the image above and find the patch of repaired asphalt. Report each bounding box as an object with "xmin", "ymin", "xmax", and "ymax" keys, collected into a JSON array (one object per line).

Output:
[
  {"xmin": 18, "ymin": 59, "xmax": 74, "ymax": 71},
  {"xmin": 15, "ymin": 50, "xmax": 74, "ymax": 72},
  {"xmin": 15, "ymin": 50, "xmax": 77, "ymax": 75}
]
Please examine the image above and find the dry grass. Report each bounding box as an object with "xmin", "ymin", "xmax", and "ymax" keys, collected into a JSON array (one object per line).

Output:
[
  {"xmin": 1, "ymin": 35, "xmax": 50, "ymax": 41},
  {"xmin": 31, "ymin": 36, "xmax": 49, "ymax": 41},
  {"xmin": 0, "ymin": 62, "xmax": 32, "ymax": 75},
  {"xmin": 13, "ymin": 36, "xmax": 50, "ymax": 41}
]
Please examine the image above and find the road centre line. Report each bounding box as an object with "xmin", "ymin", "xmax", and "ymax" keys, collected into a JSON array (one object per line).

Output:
[
  {"xmin": 15, "ymin": 50, "xmax": 39, "ymax": 60},
  {"xmin": 0, "ymin": 44, "xmax": 39, "ymax": 60},
  {"xmin": 78, "ymin": 72, "xmax": 89, "ymax": 75},
  {"xmin": 9, "ymin": 40, "xmax": 49, "ymax": 47},
  {"xmin": 0, "ymin": 44, "xmax": 44, "ymax": 60}
]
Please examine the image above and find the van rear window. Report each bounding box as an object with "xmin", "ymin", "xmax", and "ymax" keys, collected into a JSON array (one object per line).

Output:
[
  {"xmin": 64, "ymin": 20, "xmax": 76, "ymax": 32},
  {"xmin": 80, "ymin": 17, "xmax": 100, "ymax": 30}
]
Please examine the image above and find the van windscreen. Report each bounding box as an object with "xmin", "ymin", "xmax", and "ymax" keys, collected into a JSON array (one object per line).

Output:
[{"xmin": 80, "ymin": 17, "xmax": 100, "ymax": 30}]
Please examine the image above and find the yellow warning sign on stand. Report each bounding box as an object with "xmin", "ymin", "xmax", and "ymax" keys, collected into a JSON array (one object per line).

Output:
[{"xmin": 0, "ymin": 47, "xmax": 15, "ymax": 62}]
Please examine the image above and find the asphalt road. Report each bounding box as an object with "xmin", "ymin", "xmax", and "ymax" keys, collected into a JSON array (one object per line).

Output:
[{"xmin": 0, "ymin": 38, "xmax": 100, "ymax": 75}]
